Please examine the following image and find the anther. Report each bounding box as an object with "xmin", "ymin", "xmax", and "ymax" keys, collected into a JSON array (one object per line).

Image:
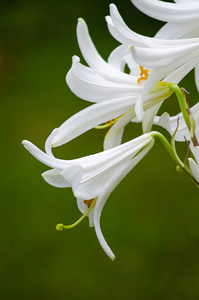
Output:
[
  {"xmin": 137, "ymin": 65, "xmax": 149, "ymax": 84},
  {"xmin": 84, "ymin": 198, "xmax": 95, "ymax": 208}
]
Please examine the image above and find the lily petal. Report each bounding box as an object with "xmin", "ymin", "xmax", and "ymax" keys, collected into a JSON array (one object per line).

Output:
[
  {"xmin": 131, "ymin": 0, "xmax": 199, "ymax": 23},
  {"xmin": 188, "ymin": 158, "xmax": 199, "ymax": 182},
  {"xmin": 94, "ymin": 140, "xmax": 154, "ymax": 260},
  {"xmin": 66, "ymin": 55, "xmax": 138, "ymax": 103},
  {"xmin": 51, "ymin": 97, "xmax": 136, "ymax": 148},
  {"xmin": 104, "ymin": 110, "xmax": 136, "ymax": 150},
  {"xmin": 76, "ymin": 18, "xmax": 132, "ymax": 83},
  {"xmin": 42, "ymin": 169, "xmax": 70, "ymax": 188}
]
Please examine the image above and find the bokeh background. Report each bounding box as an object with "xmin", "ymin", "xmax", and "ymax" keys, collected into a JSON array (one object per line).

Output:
[{"xmin": 1, "ymin": 0, "xmax": 199, "ymax": 299}]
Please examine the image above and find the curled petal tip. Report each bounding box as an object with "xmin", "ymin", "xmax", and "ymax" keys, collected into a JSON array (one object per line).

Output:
[
  {"xmin": 21, "ymin": 140, "xmax": 30, "ymax": 150},
  {"xmin": 109, "ymin": 3, "xmax": 116, "ymax": 10},
  {"xmin": 71, "ymin": 55, "xmax": 80, "ymax": 64},
  {"xmin": 78, "ymin": 17, "xmax": 85, "ymax": 25}
]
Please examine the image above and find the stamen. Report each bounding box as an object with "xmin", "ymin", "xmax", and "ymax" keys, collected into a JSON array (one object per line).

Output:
[
  {"xmin": 137, "ymin": 65, "xmax": 149, "ymax": 84},
  {"xmin": 56, "ymin": 197, "xmax": 97, "ymax": 231}
]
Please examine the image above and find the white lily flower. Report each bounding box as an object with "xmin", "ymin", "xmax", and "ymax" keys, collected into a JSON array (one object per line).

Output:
[
  {"xmin": 131, "ymin": 0, "xmax": 199, "ymax": 39},
  {"xmin": 131, "ymin": 41, "xmax": 199, "ymax": 119},
  {"xmin": 22, "ymin": 133, "xmax": 154, "ymax": 260},
  {"xmin": 154, "ymin": 102, "xmax": 199, "ymax": 141},
  {"xmin": 105, "ymin": 4, "xmax": 199, "ymax": 120},
  {"xmin": 49, "ymin": 18, "xmax": 172, "ymax": 148}
]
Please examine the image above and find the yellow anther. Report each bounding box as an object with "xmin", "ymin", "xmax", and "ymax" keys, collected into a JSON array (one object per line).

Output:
[
  {"xmin": 137, "ymin": 65, "xmax": 149, "ymax": 84},
  {"xmin": 139, "ymin": 65, "xmax": 144, "ymax": 76}
]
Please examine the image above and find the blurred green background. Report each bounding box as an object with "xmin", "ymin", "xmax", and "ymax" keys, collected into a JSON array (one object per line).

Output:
[{"xmin": 1, "ymin": 0, "xmax": 199, "ymax": 299}]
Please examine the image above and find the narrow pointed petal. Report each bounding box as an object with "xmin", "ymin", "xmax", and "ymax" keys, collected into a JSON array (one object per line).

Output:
[
  {"xmin": 142, "ymin": 102, "xmax": 162, "ymax": 133},
  {"xmin": 51, "ymin": 97, "xmax": 136, "ymax": 148},
  {"xmin": 94, "ymin": 141, "xmax": 154, "ymax": 260},
  {"xmin": 22, "ymin": 140, "xmax": 71, "ymax": 169},
  {"xmin": 131, "ymin": 43, "xmax": 199, "ymax": 69},
  {"xmin": 108, "ymin": 4, "xmax": 198, "ymax": 48},
  {"xmin": 76, "ymin": 18, "xmax": 132, "ymax": 83},
  {"xmin": 73, "ymin": 140, "xmax": 149, "ymax": 199},
  {"xmin": 104, "ymin": 110, "xmax": 136, "ymax": 150},
  {"xmin": 45, "ymin": 128, "xmax": 59, "ymax": 156},
  {"xmin": 66, "ymin": 55, "xmax": 138, "ymax": 103},
  {"xmin": 131, "ymin": 0, "xmax": 199, "ymax": 23},
  {"xmin": 107, "ymin": 45, "xmax": 129, "ymax": 71},
  {"xmin": 165, "ymin": 56, "xmax": 199, "ymax": 84},
  {"xmin": 155, "ymin": 22, "xmax": 199, "ymax": 39}
]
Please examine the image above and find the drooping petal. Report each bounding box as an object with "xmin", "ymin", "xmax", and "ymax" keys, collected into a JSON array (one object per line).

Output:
[
  {"xmin": 76, "ymin": 18, "xmax": 132, "ymax": 84},
  {"xmin": 164, "ymin": 56, "xmax": 199, "ymax": 84},
  {"xmin": 22, "ymin": 140, "xmax": 72, "ymax": 169},
  {"xmin": 42, "ymin": 169, "xmax": 70, "ymax": 188},
  {"xmin": 107, "ymin": 4, "xmax": 199, "ymax": 48},
  {"xmin": 23, "ymin": 134, "xmax": 153, "ymax": 173},
  {"xmin": 155, "ymin": 22, "xmax": 199, "ymax": 39},
  {"xmin": 94, "ymin": 140, "xmax": 154, "ymax": 260},
  {"xmin": 107, "ymin": 45, "xmax": 129, "ymax": 72},
  {"xmin": 131, "ymin": 44, "xmax": 199, "ymax": 120},
  {"xmin": 72, "ymin": 136, "xmax": 153, "ymax": 199},
  {"xmin": 45, "ymin": 128, "xmax": 60, "ymax": 156},
  {"xmin": 142, "ymin": 101, "xmax": 163, "ymax": 133},
  {"xmin": 66, "ymin": 55, "xmax": 138, "ymax": 103},
  {"xmin": 51, "ymin": 97, "xmax": 136, "ymax": 148},
  {"xmin": 131, "ymin": 43, "xmax": 199, "ymax": 69},
  {"xmin": 131, "ymin": 0, "xmax": 199, "ymax": 23},
  {"xmin": 104, "ymin": 110, "xmax": 136, "ymax": 150}
]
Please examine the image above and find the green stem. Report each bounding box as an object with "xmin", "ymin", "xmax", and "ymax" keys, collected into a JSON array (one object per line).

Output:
[
  {"xmin": 150, "ymin": 131, "xmax": 178, "ymax": 164},
  {"xmin": 168, "ymin": 84, "xmax": 190, "ymax": 130},
  {"xmin": 150, "ymin": 131, "xmax": 199, "ymax": 186}
]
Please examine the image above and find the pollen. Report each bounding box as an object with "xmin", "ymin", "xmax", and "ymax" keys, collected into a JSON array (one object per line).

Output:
[
  {"xmin": 84, "ymin": 198, "xmax": 95, "ymax": 208},
  {"xmin": 137, "ymin": 65, "xmax": 149, "ymax": 84}
]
